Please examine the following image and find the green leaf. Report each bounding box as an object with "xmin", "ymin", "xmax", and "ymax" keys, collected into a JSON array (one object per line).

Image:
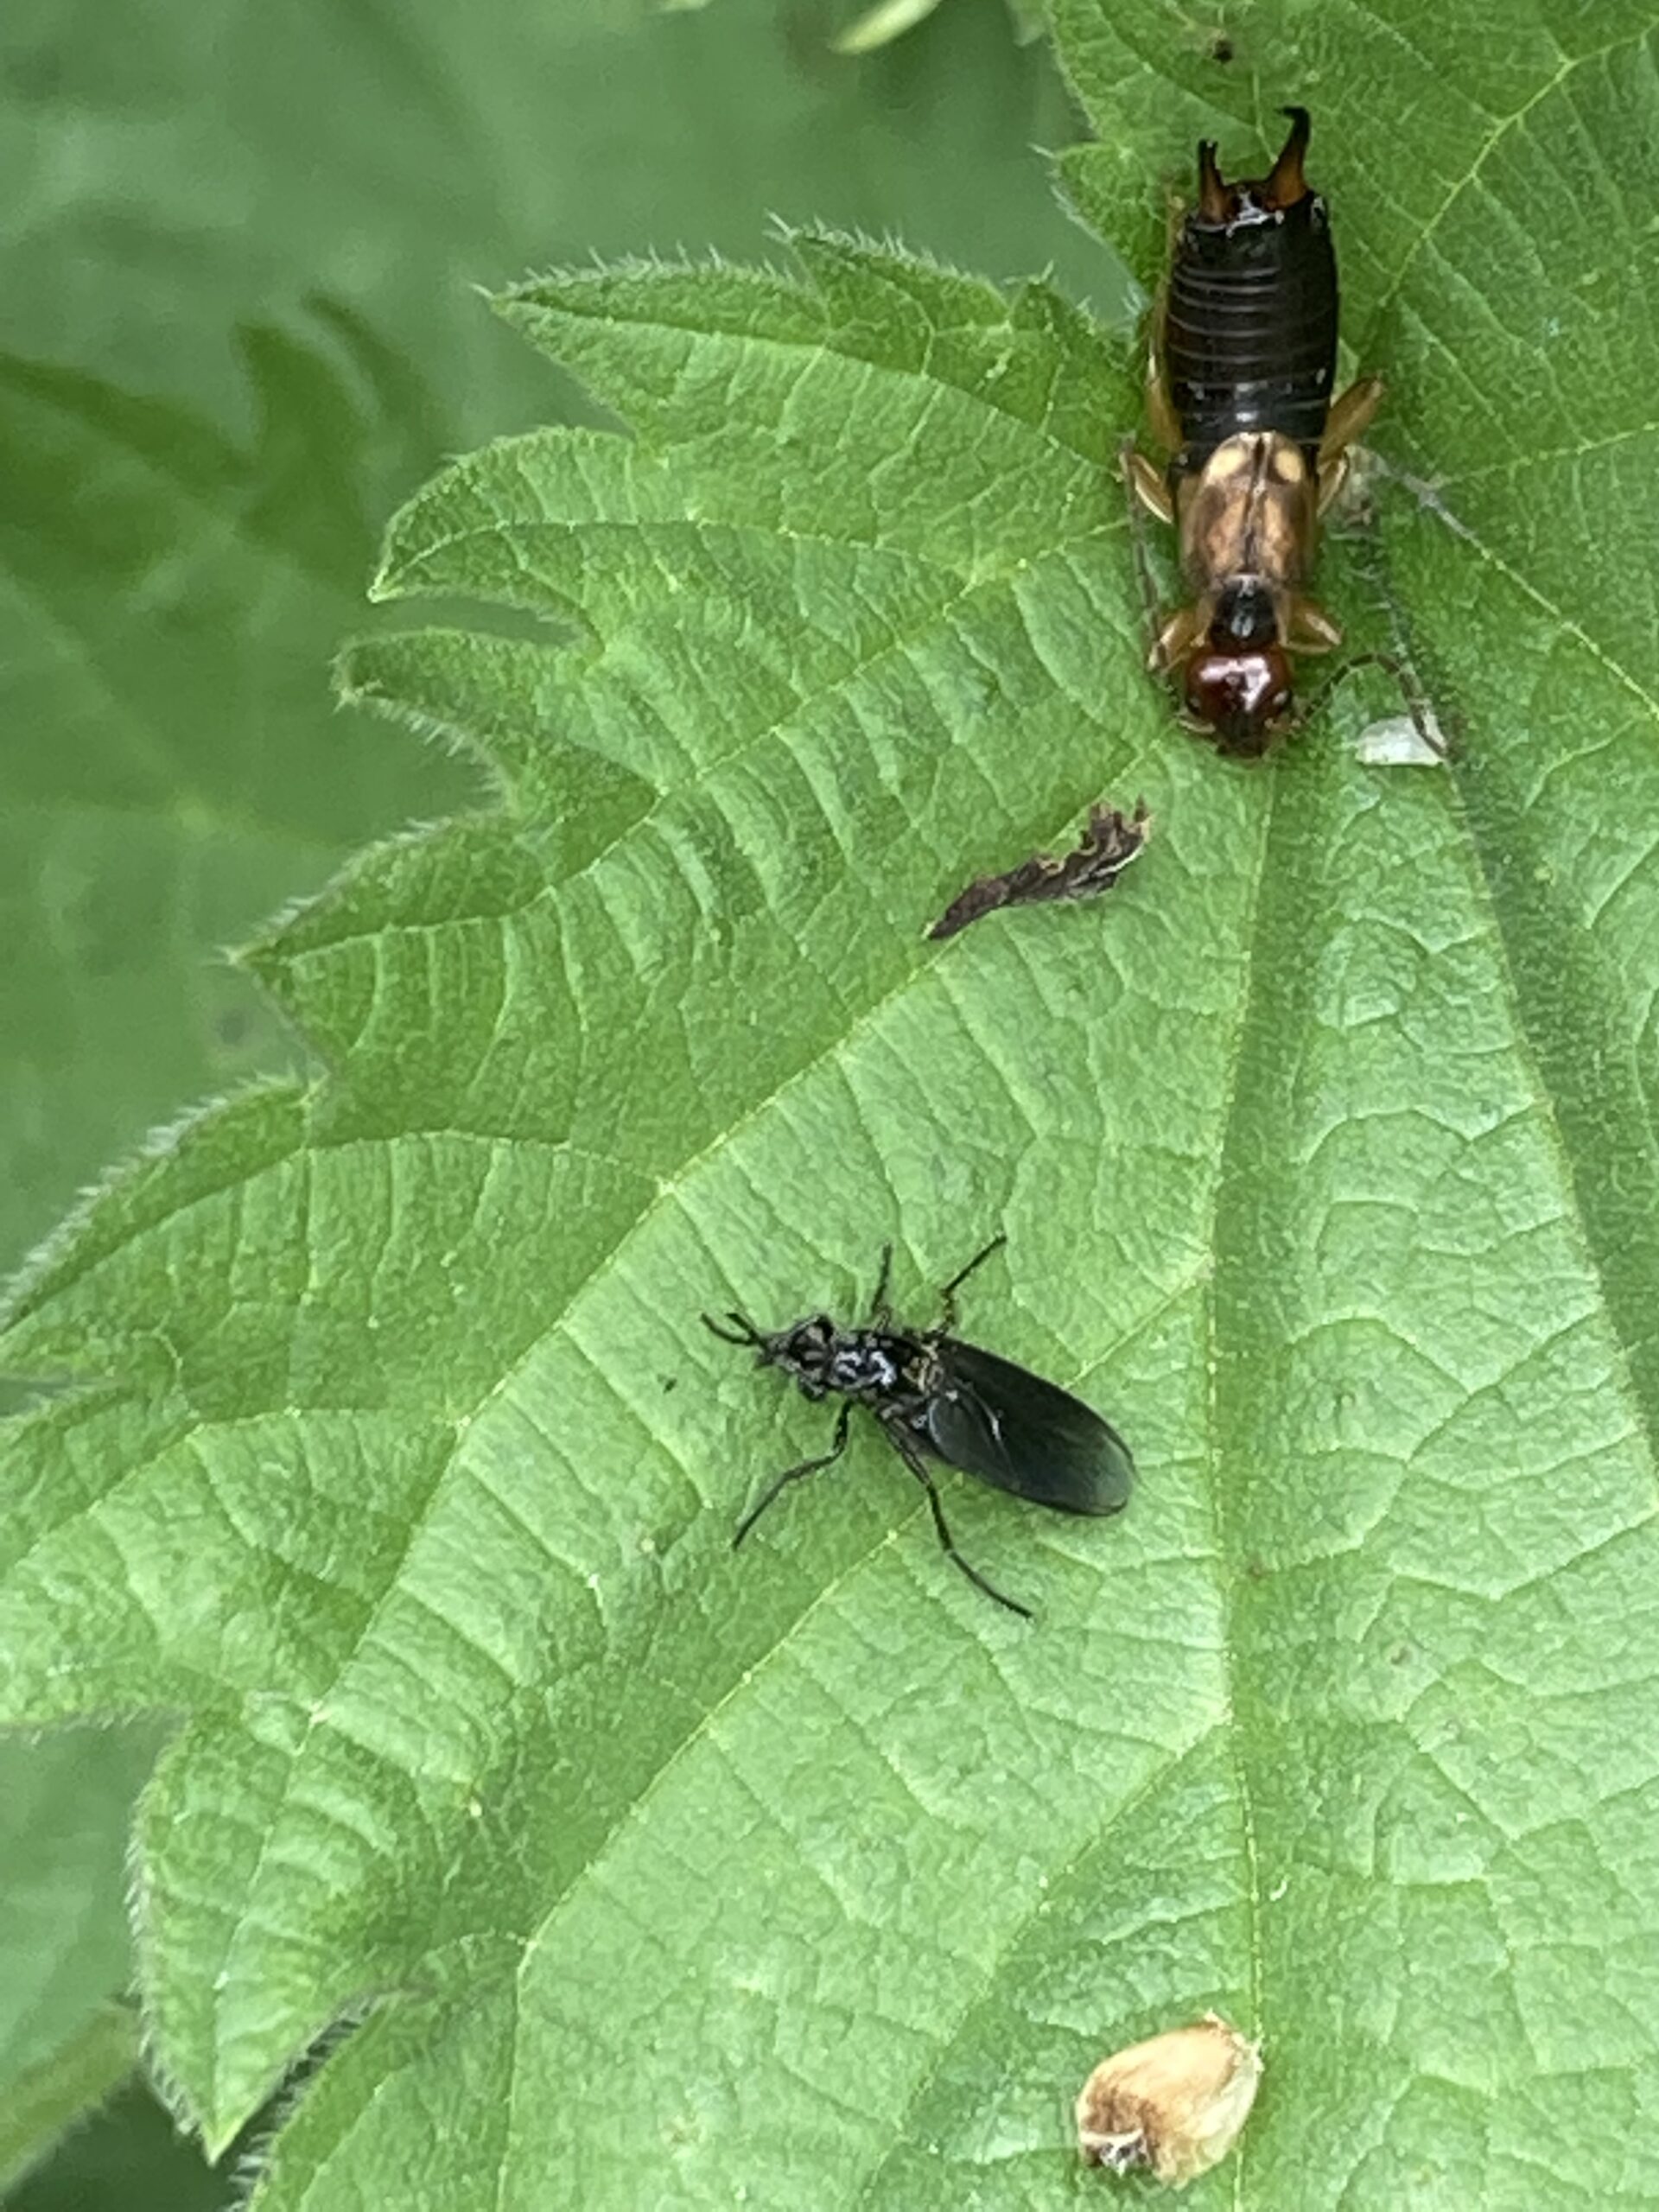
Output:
[
  {"xmin": 1, "ymin": 16, "xmax": 1117, "ymax": 2204},
  {"xmin": 0, "ymin": 322, "xmax": 474, "ymax": 2204},
  {"xmin": 5, "ymin": 2078, "xmax": 226, "ymax": 2212},
  {"xmin": 0, "ymin": 329, "xmax": 474, "ymax": 1283},
  {"xmin": 5, "ymin": 7, "xmax": 1659, "ymax": 2211},
  {"xmin": 1, "ymin": 0, "xmax": 1116, "ymax": 449},
  {"xmin": 0, "ymin": 1730, "xmax": 158, "ymax": 2138},
  {"xmin": 0, "ymin": 2001, "xmax": 139, "ymax": 2195}
]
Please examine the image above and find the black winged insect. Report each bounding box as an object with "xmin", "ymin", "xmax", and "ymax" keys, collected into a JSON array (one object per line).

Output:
[{"xmin": 703, "ymin": 1237, "xmax": 1134, "ymax": 1617}]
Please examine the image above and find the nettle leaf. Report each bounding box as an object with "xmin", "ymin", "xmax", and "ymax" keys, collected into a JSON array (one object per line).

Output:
[
  {"xmin": 4, "ymin": 4, "xmax": 1659, "ymax": 2204},
  {"xmin": 0, "ymin": 325, "xmax": 471, "ymax": 1275}
]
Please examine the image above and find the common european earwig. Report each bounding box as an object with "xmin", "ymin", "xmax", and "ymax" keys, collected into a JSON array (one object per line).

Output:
[
  {"xmin": 704, "ymin": 1237, "xmax": 1133, "ymax": 1618},
  {"xmin": 1123, "ymin": 106, "xmax": 1383, "ymax": 758}
]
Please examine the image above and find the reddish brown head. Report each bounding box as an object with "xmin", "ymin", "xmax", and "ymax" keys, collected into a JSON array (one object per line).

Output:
[
  {"xmin": 1179, "ymin": 575, "xmax": 1294, "ymax": 754},
  {"xmin": 1182, "ymin": 645, "xmax": 1294, "ymax": 757}
]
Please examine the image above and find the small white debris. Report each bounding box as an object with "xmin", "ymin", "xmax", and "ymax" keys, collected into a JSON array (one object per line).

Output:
[{"xmin": 1355, "ymin": 711, "xmax": 1446, "ymax": 766}]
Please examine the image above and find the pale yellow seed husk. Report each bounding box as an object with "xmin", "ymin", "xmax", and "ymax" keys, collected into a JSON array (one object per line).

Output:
[{"xmin": 1075, "ymin": 2013, "xmax": 1262, "ymax": 2186}]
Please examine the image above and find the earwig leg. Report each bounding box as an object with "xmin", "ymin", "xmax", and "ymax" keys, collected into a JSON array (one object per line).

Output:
[
  {"xmin": 1319, "ymin": 378, "xmax": 1386, "ymax": 513},
  {"xmin": 1316, "ymin": 452, "xmax": 1350, "ymax": 518},
  {"xmin": 1123, "ymin": 440, "xmax": 1175, "ymax": 525},
  {"xmin": 1151, "ymin": 602, "xmax": 1204, "ymax": 676},
  {"xmin": 868, "ymin": 1243, "xmax": 895, "ymax": 1329},
  {"xmin": 1120, "ymin": 440, "xmax": 1180, "ymax": 671},
  {"xmin": 1319, "ymin": 376, "xmax": 1384, "ymax": 470},
  {"xmin": 732, "ymin": 1401, "xmax": 853, "ymax": 1550},
  {"xmin": 887, "ymin": 1427, "xmax": 1033, "ymax": 1619},
  {"xmin": 1288, "ymin": 597, "xmax": 1344, "ymax": 654},
  {"xmin": 1145, "ymin": 294, "xmax": 1183, "ymax": 457},
  {"xmin": 935, "ymin": 1233, "xmax": 1006, "ymax": 1336}
]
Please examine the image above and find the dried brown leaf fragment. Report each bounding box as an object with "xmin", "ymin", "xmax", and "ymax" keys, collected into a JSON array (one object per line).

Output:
[{"xmin": 927, "ymin": 801, "xmax": 1150, "ymax": 942}]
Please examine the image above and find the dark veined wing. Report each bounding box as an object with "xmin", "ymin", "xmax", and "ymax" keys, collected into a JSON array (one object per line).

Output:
[{"xmin": 922, "ymin": 1340, "xmax": 1133, "ymax": 1516}]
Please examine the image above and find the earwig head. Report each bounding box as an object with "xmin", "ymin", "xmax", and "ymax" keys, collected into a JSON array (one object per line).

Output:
[{"xmin": 1182, "ymin": 642, "xmax": 1294, "ymax": 756}]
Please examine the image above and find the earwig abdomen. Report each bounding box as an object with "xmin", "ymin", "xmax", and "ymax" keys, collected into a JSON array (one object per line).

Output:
[{"xmin": 1163, "ymin": 106, "xmax": 1339, "ymax": 482}]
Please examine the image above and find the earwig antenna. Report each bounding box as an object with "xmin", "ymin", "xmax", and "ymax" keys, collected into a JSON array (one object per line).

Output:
[{"xmin": 1300, "ymin": 648, "xmax": 1448, "ymax": 760}]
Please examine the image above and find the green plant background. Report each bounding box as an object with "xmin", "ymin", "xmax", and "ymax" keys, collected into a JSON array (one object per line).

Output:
[
  {"xmin": 8, "ymin": 0, "xmax": 1659, "ymax": 2205},
  {"xmin": 1, "ymin": 3, "xmax": 1112, "ymax": 2202}
]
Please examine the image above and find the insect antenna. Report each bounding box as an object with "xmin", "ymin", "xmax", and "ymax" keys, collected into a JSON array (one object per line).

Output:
[
  {"xmin": 867, "ymin": 1243, "xmax": 895, "ymax": 1327},
  {"xmin": 1301, "ymin": 648, "xmax": 1448, "ymax": 759},
  {"xmin": 702, "ymin": 1310, "xmax": 764, "ymax": 1346}
]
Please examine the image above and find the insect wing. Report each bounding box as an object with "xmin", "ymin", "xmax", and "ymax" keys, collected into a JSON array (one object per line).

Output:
[{"xmin": 924, "ymin": 1341, "xmax": 1133, "ymax": 1516}]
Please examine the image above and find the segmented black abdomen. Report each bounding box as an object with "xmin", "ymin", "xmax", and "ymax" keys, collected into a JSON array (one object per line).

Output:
[{"xmin": 1165, "ymin": 193, "xmax": 1338, "ymax": 476}]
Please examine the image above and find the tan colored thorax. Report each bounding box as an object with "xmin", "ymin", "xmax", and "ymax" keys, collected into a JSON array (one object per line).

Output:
[{"xmin": 1173, "ymin": 432, "xmax": 1319, "ymax": 634}]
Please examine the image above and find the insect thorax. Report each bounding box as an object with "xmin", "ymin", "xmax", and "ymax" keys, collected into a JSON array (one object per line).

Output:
[
  {"xmin": 1177, "ymin": 432, "xmax": 1315, "ymax": 610},
  {"xmin": 769, "ymin": 1319, "xmax": 935, "ymax": 1409}
]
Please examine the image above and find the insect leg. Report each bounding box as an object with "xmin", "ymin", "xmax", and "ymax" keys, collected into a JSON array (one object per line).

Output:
[
  {"xmin": 732, "ymin": 1401, "xmax": 853, "ymax": 1551},
  {"xmin": 1119, "ymin": 440, "xmax": 1178, "ymax": 667},
  {"xmin": 1317, "ymin": 377, "xmax": 1385, "ymax": 514},
  {"xmin": 1123, "ymin": 441, "xmax": 1175, "ymax": 525},
  {"xmin": 1149, "ymin": 602, "xmax": 1204, "ymax": 677},
  {"xmin": 1319, "ymin": 375, "xmax": 1385, "ymax": 468},
  {"xmin": 887, "ymin": 1426, "xmax": 1032, "ymax": 1619},
  {"xmin": 935, "ymin": 1232, "xmax": 1007, "ymax": 1335},
  {"xmin": 1287, "ymin": 597, "xmax": 1344, "ymax": 654},
  {"xmin": 1144, "ymin": 286, "xmax": 1184, "ymax": 460}
]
